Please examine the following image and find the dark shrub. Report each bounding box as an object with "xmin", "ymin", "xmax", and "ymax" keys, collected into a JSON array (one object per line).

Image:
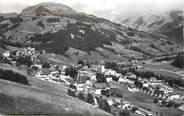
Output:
[
  {"xmin": 67, "ymin": 89, "xmax": 76, "ymax": 97},
  {"xmin": 17, "ymin": 56, "xmax": 33, "ymax": 67},
  {"xmin": 78, "ymin": 92, "xmax": 85, "ymax": 101},
  {"xmin": 0, "ymin": 69, "xmax": 29, "ymax": 85},
  {"xmin": 37, "ymin": 21, "xmax": 44, "ymax": 28},
  {"xmin": 65, "ymin": 67, "xmax": 78, "ymax": 80},
  {"xmin": 96, "ymin": 73, "xmax": 107, "ymax": 83},
  {"xmin": 69, "ymin": 84, "xmax": 77, "ymax": 90},
  {"xmin": 42, "ymin": 62, "xmax": 50, "ymax": 68},
  {"xmin": 167, "ymin": 100, "xmax": 175, "ymax": 107},
  {"xmin": 87, "ymin": 93, "xmax": 94, "ymax": 104},
  {"xmin": 119, "ymin": 109, "xmax": 131, "ymax": 116},
  {"xmin": 102, "ymin": 99, "xmax": 111, "ymax": 112},
  {"xmin": 77, "ymin": 60, "xmax": 85, "ymax": 66}
]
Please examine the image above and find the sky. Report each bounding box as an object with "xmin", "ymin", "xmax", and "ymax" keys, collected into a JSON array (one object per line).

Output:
[{"xmin": 0, "ymin": 0, "xmax": 183, "ymax": 22}]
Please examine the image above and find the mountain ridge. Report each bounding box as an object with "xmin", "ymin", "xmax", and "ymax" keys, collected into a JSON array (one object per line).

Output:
[{"xmin": 121, "ymin": 10, "xmax": 183, "ymax": 42}]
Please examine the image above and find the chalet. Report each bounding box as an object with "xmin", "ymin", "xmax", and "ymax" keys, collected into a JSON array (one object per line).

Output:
[
  {"xmin": 125, "ymin": 72, "xmax": 137, "ymax": 80},
  {"xmin": 106, "ymin": 77, "xmax": 113, "ymax": 83},
  {"xmin": 118, "ymin": 78, "xmax": 134, "ymax": 86},
  {"xmin": 167, "ymin": 95, "xmax": 180, "ymax": 100},
  {"xmin": 178, "ymin": 104, "xmax": 184, "ymax": 111},
  {"xmin": 3, "ymin": 51, "xmax": 10, "ymax": 58},
  {"xmin": 58, "ymin": 65, "xmax": 67, "ymax": 74}
]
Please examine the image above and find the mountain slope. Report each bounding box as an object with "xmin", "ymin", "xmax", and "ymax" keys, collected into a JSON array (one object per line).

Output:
[
  {"xmin": 0, "ymin": 3, "xmax": 182, "ymax": 64},
  {"xmin": 121, "ymin": 10, "xmax": 184, "ymax": 42}
]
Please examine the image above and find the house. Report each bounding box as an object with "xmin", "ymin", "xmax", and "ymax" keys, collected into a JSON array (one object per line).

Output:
[
  {"xmin": 90, "ymin": 75, "xmax": 97, "ymax": 82},
  {"xmin": 35, "ymin": 71, "xmax": 50, "ymax": 80},
  {"xmin": 125, "ymin": 73, "xmax": 137, "ymax": 80},
  {"xmin": 39, "ymin": 68, "xmax": 51, "ymax": 75},
  {"xmin": 93, "ymin": 89, "xmax": 101, "ymax": 95},
  {"xmin": 106, "ymin": 77, "xmax": 113, "ymax": 83},
  {"xmin": 172, "ymin": 95, "xmax": 184, "ymax": 105},
  {"xmin": 118, "ymin": 78, "xmax": 134, "ymax": 86},
  {"xmin": 143, "ymin": 82, "xmax": 150, "ymax": 88},
  {"xmin": 76, "ymin": 81, "xmax": 92, "ymax": 91},
  {"xmin": 3, "ymin": 51, "xmax": 10, "ymax": 57},
  {"xmin": 24, "ymin": 47, "xmax": 35, "ymax": 55},
  {"xmin": 58, "ymin": 65, "xmax": 67, "ymax": 74},
  {"xmin": 77, "ymin": 74, "xmax": 90, "ymax": 85},
  {"xmin": 107, "ymin": 99, "xmax": 114, "ymax": 106},
  {"xmin": 168, "ymin": 95, "xmax": 180, "ymax": 100},
  {"xmin": 32, "ymin": 64, "xmax": 42, "ymax": 69},
  {"xmin": 103, "ymin": 69, "xmax": 120, "ymax": 77},
  {"xmin": 60, "ymin": 74, "xmax": 74, "ymax": 85},
  {"xmin": 93, "ymin": 83, "xmax": 109, "ymax": 90},
  {"xmin": 94, "ymin": 64, "xmax": 105, "ymax": 73},
  {"xmin": 178, "ymin": 104, "xmax": 184, "ymax": 111}
]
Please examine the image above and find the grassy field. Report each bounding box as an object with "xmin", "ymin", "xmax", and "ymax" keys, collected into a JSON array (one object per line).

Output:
[
  {"xmin": 137, "ymin": 61, "xmax": 184, "ymax": 82},
  {"xmin": 138, "ymin": 60, "xmax": 183, "ymax": 72},
  {"xmin": 0, "ymin": 63, "xmax": 111, "ymax": 116},
  {"xmin": 111, "ymin": 84, "xmax": 184, "ymax": 116}
]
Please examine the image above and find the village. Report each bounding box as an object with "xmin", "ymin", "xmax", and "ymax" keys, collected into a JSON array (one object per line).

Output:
[{"xmin": 1, "ymin": 47, "xmax": 184, "ymax": 116}]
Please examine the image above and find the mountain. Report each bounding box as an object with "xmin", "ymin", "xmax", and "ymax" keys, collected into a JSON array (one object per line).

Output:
[
  {"xmin": 0, "ymin": 3, "xmax": 182, "ymax": 64},
  {"xmin": 20, "ymin": 2, "xmax": 76, "ymax": 16},
  {"xmin": 121, "ymin": 10, "xmax": 184, "ymax": 42}
]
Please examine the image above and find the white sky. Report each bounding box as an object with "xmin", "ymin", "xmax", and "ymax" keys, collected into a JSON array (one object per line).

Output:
[{"xmin": 0, "ymin": 0, "xmax": 183, "ymax": 21}]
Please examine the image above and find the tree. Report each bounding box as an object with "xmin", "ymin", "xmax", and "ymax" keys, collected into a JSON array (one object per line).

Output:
[
  {"xmin": 167, "ymin": 100, "xmax": 175, "ymax": 107},
  {"xmin": 87, "ymin": 93, "xmax": 95, "ymax": 104},
  {"xmin": 27, "ymin": 67, "xmax": 33, "ymax": 75},
  {"xmin": 78, "ymin": 92, "xmax": 85, "ymax": 101},
  {"xmin": 65, "ymin": 67, "xmax": 78, "ymax": 80},
  {"xmin": 96, "ymin": 96, "xmax": 103, "ymax": 109},
  {"xmin": 134, "ymin": 80, "xmax": 143, "ymax": 88},
  {"xmin": 0, "ymin": 69, "xmax": 29, "ymax": 85},
  {"xmin": 96, "ymin": 73, "xmax": 107, "ymax": 83},
  {"xmin": 131, "ymin": 106, "xmax": 138, "ymax": 112},
  {"xmin": 69, "ymin": 84, "xmax": 77, "ymax": 90},
  {"xmin": 153, "ymin": 98, "xmax": 158, "ymax": 103},
  {"xmin": 67, "ymin": 89, "xmax": 76, "ymax": 97},
  {"xmin": 42, "ymin": 62, "xmax": 50, "ymax": 68},
  {"xmin": 119, "ymin": 109, "xmax": 130, "ymax": 116},
  {"xmin": 112, "ymin": 76, "xmax": 119, "ymax": 82},
  {"xmin": 77, "ymin": 60, "xmax": 85, "ymax": 66},
  {"xmin": 105, "ymin": 61, "xmax": 118, "ymax": 70},
  {"xmin": 17, "ymin": 56, "xmax": 33, "ymax": 67},
  {"xmin": 102, "ymin": 99, "xmax": 111, "ymax": 112}
]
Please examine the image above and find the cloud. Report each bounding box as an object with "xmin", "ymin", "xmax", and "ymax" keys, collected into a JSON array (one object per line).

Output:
[{"xmin": 0, "ymin": 0, "xmax": 183, "ymax": 22}]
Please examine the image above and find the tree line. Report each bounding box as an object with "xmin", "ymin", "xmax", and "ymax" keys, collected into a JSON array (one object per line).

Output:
[{"xmin": 0, "ymin": 69, "xmax": 30, "ymax": 85}]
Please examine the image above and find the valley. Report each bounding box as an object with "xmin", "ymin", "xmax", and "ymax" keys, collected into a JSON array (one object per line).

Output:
[{"xmin": 0, "ymin": 2, "xmax": 183, "ymax": 116}]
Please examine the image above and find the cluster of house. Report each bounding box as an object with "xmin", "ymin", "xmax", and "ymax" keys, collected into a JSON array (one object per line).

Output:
[
  {"xmin": 1, "ymin": 47, "xmax": 75, "ymax": 86},
  {"xmin": 2, "ymin": 47, "xmax": 38, "ymax": 66},
  {"xmin": 70, "ymin": 63, "xmax": 184, "ymax": 113},
  {"xmin": 68, "ymin": 65, "xmax": 156, "ymax": 116},
  {"xmin": 1, "ymin": 47, "xmax": 183, "ymax": 114},
  {"xmin": 33, "ymin": 63, "xmax": 76, "ymax": 87}
]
